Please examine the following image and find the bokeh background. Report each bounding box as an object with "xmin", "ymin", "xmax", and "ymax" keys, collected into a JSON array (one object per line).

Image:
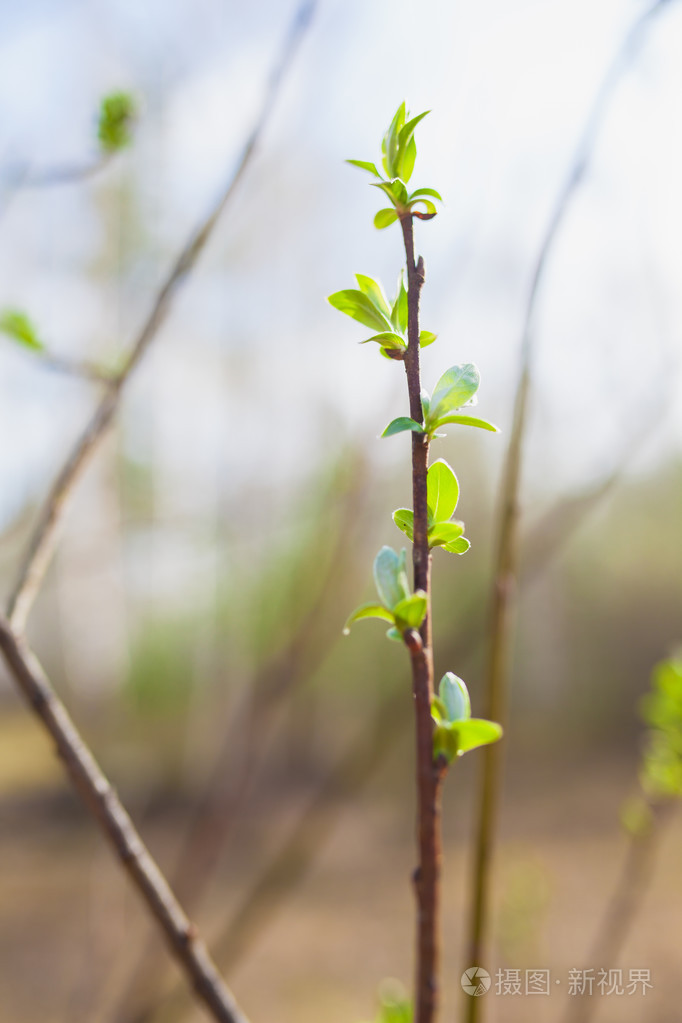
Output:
[{"xmin": 1, "ymin": 0, "xmax": 681, "ymax": 1021}]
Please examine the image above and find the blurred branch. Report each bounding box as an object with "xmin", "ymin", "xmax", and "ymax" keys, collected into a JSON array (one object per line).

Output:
[
  {"xmin": 34, "ymin": 350, "xmax": 117, "ymax": 383},
  {"xmin": 103, "ymin": 454, "xmax": 371, "ymax": 1023},
  {"xmin": 0, "ymin": 616, "xmax": 249, "ymax": 1023},
  {"xmin": 5, "ymin": 0, "xmax": 317, "ymax": 632},
  {"xmin": 464, "ymin": 1, "xmax": 678, "ymax": 1007},
  {"xmin": 562, "ymin": 800, "xmax": 675, "ymax": 1023}
]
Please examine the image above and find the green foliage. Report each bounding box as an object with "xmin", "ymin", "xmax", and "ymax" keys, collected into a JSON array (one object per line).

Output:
[
  {"xmin": 359, "ymin": 980, "xmax": 413, "ymax": 1023},
  {"xmin": 639, "ymin": 654, "xmax": 682, "ymax": 799},
  {"xmin": 393, "ymin": 459, "xmax": 470, "ymax": 555},
  {"xmin": 329, "ymin": 273, "xmax": 436, "ymax": 358},
  {"xmin": 98, "ymin": 91, "xmax": 137, "ymax": 153},
  {"xmin": 382, "ymin": 364, "xmax": 497, "ymax": 438},
  {"xmin": 344, "ymin": 546, "xmax": 427, "ymax": 642},
  {"xmin": 431, "ymin": 672, "xmax": 503, "ymax": 763},
  {"xmin": 347, "ymin": 102, "xmax": 442, "ymax": 227},
  {"xmin": 0, "ymin": 309, "xmax": 43, "ymax": 351}
]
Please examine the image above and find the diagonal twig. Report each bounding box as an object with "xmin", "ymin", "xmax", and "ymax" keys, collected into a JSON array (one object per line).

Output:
[
  {"xmin": 5, "ymin": 0, "xmax": 317, "ymax": 633},
  {"xmin": 0, "ymin": 616, "xmax": 248, "ymax": 1023},
  {"xmin": 464, "ymin": 2, "xmax": 679, "ymax": 1013}
]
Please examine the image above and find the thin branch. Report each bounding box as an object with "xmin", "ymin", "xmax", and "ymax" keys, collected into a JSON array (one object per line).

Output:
[
  {"xmin": 0, "ymin": 616, "xmax": 248, "ymax": 1023},
  {"xmin": 464, "ymin": 3, "xmax": 677, "ymax": 1010},
  {"xmin": 400, "ymin": 213, "xmax": 443, "ymax": 1023},
  {"xmin": 562, "ymin": 800, "xmax": 675, "ymax": 1023},
  {"xmin": 5, "ymin": 0, "xmax": 317, "ymax": 632}
]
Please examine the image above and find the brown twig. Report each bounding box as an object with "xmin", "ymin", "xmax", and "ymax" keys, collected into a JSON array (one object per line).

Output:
[
  {"xmin": 5, "ymin": 0, "xmax": 317, "ymax": 632},
  {"xmin": 562, "ymin": 801, "xmax": 675, "ymax": 1023},
  {"xmin": 0, "ymin": 615, "xmax": 248, "ymax": 1023},
  {"xmin": 399, "ymin": 213, "xmax": 443, "ymax": 1023},
  {"xmin": 464, "ymin": 4, "xmax": 677, "ymax": 1013}
]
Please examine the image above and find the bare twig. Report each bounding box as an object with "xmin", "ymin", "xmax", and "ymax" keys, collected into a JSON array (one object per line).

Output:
[
  {"xmin": 399, "ymin": 213, "xmax": 443, "ymax": 1023},
  {"xmin": 562, "ymin": 801, "xmax": 675, "ymax": 1023},
  {"xmin": 0, "ymin": 616, "xmax": 248, "ymax": 1023},
  {"xmin": 5, "ymin": 0, "xmax": 317, "ymax": 632},
  {"xmin": 464, "ymin": 4, "xmax": 678, "ymax": 1011}
]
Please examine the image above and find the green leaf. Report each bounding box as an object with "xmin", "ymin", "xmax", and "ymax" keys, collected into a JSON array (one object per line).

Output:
[
  {"xmin": 391, "ymin": 272, "xmax": 408, "ymax": 334},
  {"xmin": 426, "ymin": 459, "xmax": 459, "ymax": 521},
  {"xmin": 439, "ymin": 672, "xmax": 471, "ymax": 722},
  {"xmin": 433, "ymin": 724, "xmax": 459, "ymax": 763},
  {"xmin": 355, "ymin": 274, "xmax": 392, "ymax": 317},
  {"xmin": 393, "ymin": 591, "xmax": 427, "ymax": 630},
  {"xmin": 372, "ymin": 179, "xmax": 408, "ymax": 208},
  {"xmin": 443, "ymin": 536, "xmax": 470, "ymax": 555},
  {"xmin": 408, "ymin": 198, "xmax": 437, "ymax": 216},
  {"xmin": 382, "ymin": 417, "xmax": 424, "ymax": 438},
  {"xmin": 420, "ymin": 390, "xmax": 431, "ymax": 418},
  {"xmin": 392, "ymin": 508, "xmax": 414, "ymax": 541},
  {"xmin": 408, "ymin": 187, "xmax": 443, "ymax": 202},
  {"xmin": 386, "ymin": 626, "xmax": 403, "ymax": 642},
  {"xmin": 428, "ymin": 363, "xmax": 481, "ymax": 423},
  {"xmin": 431, "ymin": 414, "xmax": 498, "ymax": 433},
  {"xmin": 383, "ymin": 102, "xmax": 406, "ymax": 178},
  {"xmin": 343, "ymin": 603, "xmax": 395, "ymax": 635},
  {"xmin": 328, "ymin": 289, "xmax": 393, "ymax": 333},
  {"xmin": 419, "ymin": 330, "xmax": 437, "ymax": 348},
  {"xmin": 396, "ymin": 111, "xmax": 429, "ymax": 182},
  {"xmin": 428, "ymin": 521, "xmax": 465, "ymax": 547},
  {"xmin": 455, "ymin": 718, "xmax": 503, "ymax": 755},
  {"xmin": 0, "ymin": 309, "xmax": 43, "ymax": 351},
  {"xmin": 374, "ymin": 208, "xmax": 399, "ymax": 230},
  {"xmin": 361, "ymin": 332, "xmax": 406, "ymax": 350},
  {"xmin": 98, "ymin": 91, "xmax": 136, "ymax": 152},
  {"xmin": 346, "ymin": 159, "xmax": 381, "ymax": 177},
  {"xmin": 399, "ymin": 133, "xmax": 417, "ymax": 183},
  {"xmin": 373, "ymin": 546, "xmax": 410, "ymax": 611}
]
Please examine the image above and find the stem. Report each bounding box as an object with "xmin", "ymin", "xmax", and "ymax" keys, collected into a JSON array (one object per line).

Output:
[
  {"xmin": 0, "ymin": 616, "xmax": 248, "ymax": 1023},
  {"xmin": 464, "ymin": 5, "xmax": 675, "ymax": 1014},
  {"xmin": 400, "ymin": 213, "xmax": 443, "ymax": 1023}
]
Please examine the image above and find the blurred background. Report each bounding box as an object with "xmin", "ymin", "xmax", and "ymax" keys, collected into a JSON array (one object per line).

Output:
[{"xmin": 0, "ymin": 0, "xmax": 681, "ymax": 1021}]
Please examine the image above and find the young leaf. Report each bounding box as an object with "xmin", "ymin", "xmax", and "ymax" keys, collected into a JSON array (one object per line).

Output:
[
  {"xmin": 328, "ymin": 289, "xmax": 393, "ymax": 333},
  {"xmin": 443, "ymin": 536, "xmax": 470, "ymax": 555},
  {"xmin": 420, "ymin": 390, "xmax": 431, "ymax": 418},
  {"xmin": 372, "ymin": 179, "xmax": 408, "ymax": 208},
  {"xmin": 373, "ymin": 546, "xmax": 410, "ymax": 611},
  {"xmin": 428, "ymin": 521, "xmax": 465, "ymax": 547},
  {"xmin": 392, "ymin": 508, "xmax": 414, "ymax": 541},
  {"xmin": 346, "ymin": 159, "xmax": 381, "ymax": 177},
  {"xmin": 355, "ymin": 274, "xmax": 392, "ymax": 317},
  {"xmin": 391, "ymin": 272, "xmax": 408, "ymax": 334},
  {"xmin": 454, "ymin": 718, "xmax": 503, "ymax": 755},
  {"xmin": 0, "ymin": 309, "xmax": 43, "ymax": 351},
  {"xmin": 393, "ymin": 591, "xmax": 428, "ymax": 630},
  {"xmin": 382, "ymin": 417, "xmax": 424, "ymax": 438},
  {"xmin": 374, "ymin": 208, "xmax": 399, "ymax": 230},
  {"xmin": 431, "ymin": 414, "xmax": 498, "ymax": 433},
  {"xmin": 433, "ymin": 724, "xmax": 459, "ymax": 763},
  {"xmin": 439, "ymin": 672, "xmax": 471, "ymax": 722},
  {"xmin": 428, "ymin": 363, "xmax": 481, "ymax": 423},
  {"xmin": 408, "ymin": 187, "xmax": 443, "ymax": 202},
  {"xmin": 386, "ymin": 626, "xmax": 403, "ymax": 642},
  {"xmin": 419, "ymin": 330, "xmax": 437, "ymax": 348},
  {"xmin": 398, "ymin": 133, "xmax": 417, "ymax": 183},
  {"xmin": 383, "ymin": 102, "xmax": 406, "ymax": 178},
  {"xmin": 343, "ymin": 603, "xmax": 395, "ymax": 635},
  {"xmin": 360, "ymin": 332, "xmax": 406, "ymax": 350},
  {"xmin": 408, "ymin": 198, "xmax": 437, "ymax": 217},
  {"xmin": 426, "ymin": 459, "xmax": 459, "ymax": 521}
]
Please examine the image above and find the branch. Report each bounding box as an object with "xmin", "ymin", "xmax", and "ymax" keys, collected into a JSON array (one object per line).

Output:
[
  {"xmin": 5, "ymin": 0, "xmax": 317, "ymax": 632},
  {"xmin": 400, "ymin": 213, "xmax": 442, "ymax": 1023},
  {"xmin": 464, "ymin": 3, "xmax": 678, "ymax": 1010},
  {"xmin": 0, "ymin": 616, "xmax": 248, "ymax": 1023}
]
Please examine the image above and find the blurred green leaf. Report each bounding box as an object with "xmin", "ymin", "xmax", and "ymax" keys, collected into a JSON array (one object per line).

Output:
[
  {"xmin": 382, "ymin": 102, "xmax": 406, "ymax": 178},
  {"xmin": 409, "ymin": 187, "xmax": 443, "ymax": 202},
  {"xmin": 398, "ymin": 133, "xmax": 417, "ymax": 183},
  {"xmin": 419, "ymin": 330, "xmax": 437, "ymax": 348},
  {"xmin": 391, "ymin": 272, "xmax": 408, "ymax": 334},
  {"xmin": 428, "ymin": 521, "xmax": 465, "ymax": 547},
  {"xmin": 98, "ymin": 91, "xmax": 136, "ymax": 152},
  {"xmin": 347, "ymin": 159, "xmax": 381, "ymax": 177},
  {"xmin": 456, "ymin": 718, "xmax": 504, "ymax": 755},
  {"xmin": 373, "ymin": 546, "xmax": 410, "ymax": 611},
  {"xmin": 343, "ymin": 603, "xmax": 395, "ymax": 635},
  {"xmin": 372, "ymin": 178, "xmax": 409, "ymax": 208},
  {"xmin": 426, "ymin": 459, "xmax": 459, "ymax": 522},
  {"xmin": 355, "ymin": 274, "xmax": 392, "ymax": 317},
  {"xmin": 360, "ymin": 332, "xmax": 406, "ymax": 350},
  {"xmin": 443, "ymin": 536, "xmax": 471, "ymax": 555},
  {"xmin": 374, "ymin": 208, "xmax": 399, "ymax": 230},
  {"xmin": 393, "ymin": 591, "xmax": 427, "ymax": 630},
  {"xmin": 396, "ymin": 111, "xmax": 429, "ymax": 181},
  {"xmin": 431, "ymin": 414, "xmax": 498, "ymax": 433},
  {"xmin": 328, "ymin": 289, "xmax": 393, "ymax": 332},
  {"xmin": 382, "ymin": 417, "xmax": 424, "ymax": 438},
  {"xmin": 409, "ymin": 198, "xmax": 437, "ymax": 217},
  {"xmin": 0, "ymin": 309, "xmax": 43, "ymax": 351}
]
